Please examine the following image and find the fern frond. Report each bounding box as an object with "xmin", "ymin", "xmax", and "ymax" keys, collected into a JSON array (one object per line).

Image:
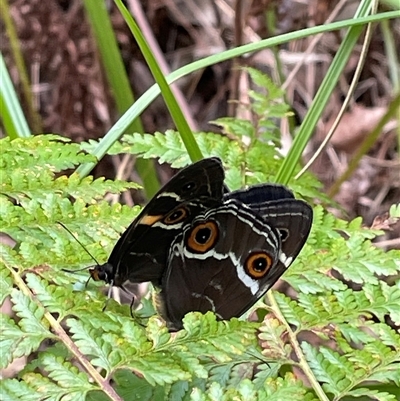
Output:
[
  {"xmin": 0, "ymin": 262, "xmax": 13, "ymax": 303},
  {"xmin": 63, "ymin": 312, "xmax": 258, "ymax": 387},
  {"xmin": 0, "ymin": 194, "xmax": 138, "ymax": 272},
  {"xmin": 2, "ymin": 73, "xmax": 399, "ymax": 400},
  {"xmin": 345, "ymin": 388, "xmax": 398, "ymax": 401},
  {"xmin": 1, "ymin": 366, "xmax": 96, "ymax": 401},
  {"xmin": 0, "ymin": 135, "xmax": 138, "ymax": 203},
  {"xmin": 40, "ymin": 354, "xmax": 95, "ymax": 395},
  {"xmin": 1, "ymin": 376, "xmax": 42, "ymax": 400},
  {"xmin": 286, "ymin": 206, "xmax": 400, "ymax": 296},
  {"xmin": 191, "ymin": 374, "xmax": 317, "ymax": 401},
  {"xmin": 0, "ymin": 289, "xmax": 55, "ymax": 369},
  {"xmin": 275, "ymin": 283, "xmax": 400, "ymax": 336},
  {"xmin": 0, "ymin": 135, "xmax": 93, "ymax": 171},
  {"xmin": 302, "ymin": 340, "xmax": 400, "ymax": 401},
  {"xmin": 389, "ymin": 203, "xmax": 400, "ymax": 218},
  {"xmin": 258, "ymin": 316, "xmax": 293, "ymax": 361}
]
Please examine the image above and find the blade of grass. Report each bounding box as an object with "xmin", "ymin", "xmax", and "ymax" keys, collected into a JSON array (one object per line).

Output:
[
  {"xmin": 380, "ymin": 18, "xmax": 400, "ymax": 155},
  {"xmin": 75, "ymin": 10, "xmax": 399, "ymax": 177},
  {"xmin": 113, "ymin": 0, "xmax": 203, "ymax": 163},
  {"xmin": 128, "ymin": 0, "xmax": 198, "ymax": 131},
  {"xmin": 0, "ymin": 52, "xmax": 31, "ymax": 139},
  {"xmin": 83, "ymin": 0, "xmax": 159, "ymax": 198},
  {"xmin": 275, "ymin": 0, "xmax": 375, "ymax": 184},
  {"xmin": 380, "ymin": 0, "xmax": 400, "ymax": 9},
  {"xmin": 295, "ymin": 0, "xmax": 378, "ymax": 180}
]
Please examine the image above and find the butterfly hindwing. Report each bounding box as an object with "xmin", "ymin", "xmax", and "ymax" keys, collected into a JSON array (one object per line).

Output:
[
  {"xmin": 226, "ymin": 184, "xmax": 313, "ymax": 269},
  {"xmin": 160, "ymin": 185, "xmax": 313, "ymax": 329}
]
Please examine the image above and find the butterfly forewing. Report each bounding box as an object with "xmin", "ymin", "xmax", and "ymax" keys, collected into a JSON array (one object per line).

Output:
[{"xmin": 90, "ymin": 157, "xmax": 225, "ymax": 287}]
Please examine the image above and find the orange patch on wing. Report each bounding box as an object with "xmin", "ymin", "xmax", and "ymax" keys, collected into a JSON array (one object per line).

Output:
[{"xmin": 138, "ymin": 214, "xmax": 163, "ymax": 226}]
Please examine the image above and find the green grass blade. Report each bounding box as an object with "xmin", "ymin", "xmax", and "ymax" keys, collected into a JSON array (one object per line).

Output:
[
  {"xmin": 83, "ymin": 0, "xmax": 159, "ymax": 198},
  {"xmin": 275, "ymin": 0, "xmax": 375, "ymax": 184},
  {"xmin": 0, "ymin": 52, "xmax": 31, "ymax": 139},
  {"xmin": 83, "ymin": 0, "xmax": 135, "ymax": 115},
  {"xmin": 114, "ymin": 0, "xmax": 203, "ymax": 162},
  {"xmin": 381, "ymin": 19, "xmax": 400, "ymax": 93}
]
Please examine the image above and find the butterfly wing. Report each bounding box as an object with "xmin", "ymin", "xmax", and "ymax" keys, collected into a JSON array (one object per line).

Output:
[
  {"xmin": 224, "ymin": 183, "xmax": 295, "ymax": 203},
  {"xmin": 91, "ymin": 157, "xmax": 225, "ymax": 287},
  {"xmin": 161, "ymin": 187, "xmax": 312, "ymax": 330},
  {"xmin": 160, "ymin": 200, "xmax": 282, "ymax": 329},
  {"xmin": 226, "ymin": 184, "xmax": 313, "ymax": 269}
]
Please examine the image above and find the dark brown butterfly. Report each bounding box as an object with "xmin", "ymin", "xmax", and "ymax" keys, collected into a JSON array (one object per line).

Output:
[{"xmin": 89, "ymin": 157, "xmax": 312, "ymax": 330}]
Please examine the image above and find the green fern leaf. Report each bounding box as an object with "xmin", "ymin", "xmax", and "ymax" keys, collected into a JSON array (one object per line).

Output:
[
  {"xmin": 0, "ymin": 290, "xmax": 54, "ymax": 369},
  {"xmin": 109, "ymin": 370, "xmax": 157, "ymax": 401},
  {"xmin": 11, "ymin": 289, "xmax": 54, "ymax": 347},
  {"xmin": 81, "ymin": 130, "xmax": 287, "ymax": 189},
  {"xmin": 389, "ymin": 203, "xmax": 400, "ymax": 218},
  {"xmin": 0, "ymin": 135, "xmax": 95, "ymax": 172},
  {"xmin": 191, "ymin": 374, "xmax": 317, "ymax": 401},
  {"xmin": 24, "ymin": 273, "xmax": 83, "ymax": 319},
  {"xmin": 0, "ymin": 134, "xmax": 138, "ymax": 204},
  {"xmin": 211, "ymin": 118, "xmax": 256, "ymax": 139},
  {"xmin": 302, "ymin": 342, "xmax": 353, "ymax": 398},
  {"xmin": 208, "ymin": 362, "xmax": 237, "ymax": 389},
  {"xmin": 3, "ymin": 73, "xmax": 400, "ymax": 399},
  {"xmin": 258, "ymin": 316, "xmax": 292, "ymax": 361},
  {"xmin": 346, "ymin": 388, "xmax": 398, "ymax": 401},
  {"xmin": 0, "ymin": 377, "xmax": 40, "ymax": 401},
  {"xmin": 67, "ymin": 318, "xmax": 114, "ymax": 374},
  {"xmin": 366, "ymin": 322, "xmax": 400, "ymax": 350},
  {"xmin": 40, "ymin": 353, "xmax": 95, "ymax": 396},
  {"xmin": 0, "ymin": 314, "xmax": 23, "ymax": 369},
  {"xmin": 0, "ymin": 194, "xmax": 139, "ymax": 273},
  {"xmin": 178, "ymin": 312, "xmax": 258, "ymax": 357},
  {"xmin": 0, "ymin": 263, "xmax": 13, "ymax": 304},
  {"xmin": 363, "ymin": 282, "xmax": 400, "ymax": 325}
]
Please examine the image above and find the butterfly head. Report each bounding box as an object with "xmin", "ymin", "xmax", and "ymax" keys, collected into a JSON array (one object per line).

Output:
[{"xmin": 89, "ymin": 262, "xmax": 115, "ymax": 284}]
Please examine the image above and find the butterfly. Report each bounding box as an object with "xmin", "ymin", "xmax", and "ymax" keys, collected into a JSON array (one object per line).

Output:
[{"xmin": 90, "ymin": 157, "xmax": 312, "ymax": 329}]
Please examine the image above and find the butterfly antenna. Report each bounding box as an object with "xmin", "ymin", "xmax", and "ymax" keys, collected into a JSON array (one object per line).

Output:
[{"xmin": 58, "ymin": 221, "xmax": 100, "ymax": 272}]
